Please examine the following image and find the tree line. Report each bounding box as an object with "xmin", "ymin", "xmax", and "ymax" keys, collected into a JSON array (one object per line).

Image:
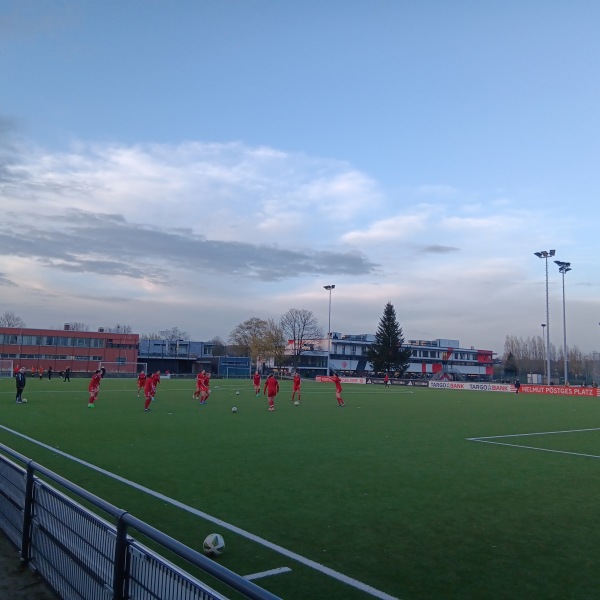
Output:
[{"xmin": 502, "ymin": 334, "xmax": 599, "ymax": 384}]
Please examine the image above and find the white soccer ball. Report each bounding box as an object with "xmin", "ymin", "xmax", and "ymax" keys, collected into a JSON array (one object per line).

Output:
[
  {"xmin": 294, "ymin": 400, "xmax": 299, "ymax": 406},
  {"xmin": 203, "ymin": 533, "xmax": 225, "ymax": 556},
  {"xmin": 235, "ymin": 391, "xmax": 240, "ymax": 395},
  {"xmin": 232, "ymin": 406, "xmax": 238, "ymax": 413},
  {"xmin": 21, "ymin": 398, "xmax": 28, "ymax": 404}
]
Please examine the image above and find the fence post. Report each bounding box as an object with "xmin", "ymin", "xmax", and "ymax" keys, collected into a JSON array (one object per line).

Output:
[
  {"xmin": 112, "ymin": 510, "xmax": 129, "ymax": 600},
  {"xmin": 20, "ymin": 461, "xmax": 36, "ymax": 564}
]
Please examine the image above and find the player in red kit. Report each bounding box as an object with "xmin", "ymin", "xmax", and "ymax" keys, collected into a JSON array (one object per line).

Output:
[
  {"xmin": 200, "ymin": 372, "xmax": 211, "ymax": 404},
  {"xmin": 88, "ymin": 369, "xmax": 103, "ymax": 408},
  {"xmin": 332, "ymin": 373, "xmax": 345, "ymax": 406},
  {"xmin": 291, "ymin": 372, "xmax": 301, "ymax": 402},
  {"xmin": 193, "ymin": 371, "xmax": 205, "ymax": 400},
  {"xmin": 252, "ymin": 371, "xmax": 261, "ymax": 396},
  {"xmin": 137, "ymin": 371, "xmax": 147, "ymax": 396},
  {"xmin": 384, "ymin": 373, "xmax": 390, "ymax": 388},
  {"xmin": 143, "ymin": 372, "xmax": 161, "ymax": 411},
  {"xmin": 263, "ymin": 373, "xmax": 279, "ymax": 411}
]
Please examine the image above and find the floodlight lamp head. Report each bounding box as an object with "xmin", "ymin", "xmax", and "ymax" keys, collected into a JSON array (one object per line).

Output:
[
  {"xmin": 549, "ymin": 249, "xmax": 556, "ymax": 256},
  {"xmin": 534, "ymin": 252, "xmax": 543, "ymax": 257}
]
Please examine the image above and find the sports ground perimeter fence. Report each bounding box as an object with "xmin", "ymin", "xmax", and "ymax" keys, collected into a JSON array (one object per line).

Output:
[{"xmin": 0, "ymin": 443, "xmax": 280, "ymax": 600}]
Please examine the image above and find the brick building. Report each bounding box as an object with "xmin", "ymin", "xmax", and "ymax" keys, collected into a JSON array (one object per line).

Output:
[{"xmin": 0, "ymin": 325, "xmax": 139, "ymax": 375}]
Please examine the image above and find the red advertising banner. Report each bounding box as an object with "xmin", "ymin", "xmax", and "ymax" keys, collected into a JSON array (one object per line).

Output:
[{"xmin": 521, "ymin": 385, "xmax": 598, "ymax": 397}]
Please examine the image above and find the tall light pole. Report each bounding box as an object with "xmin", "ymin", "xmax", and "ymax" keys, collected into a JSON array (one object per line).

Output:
[
  {"xmin": 554, "ymin": 260, "xmax": 571, "ymax": 385},
  {"xmin": 324, "ymin": 285, "xmax": 335, "ymax": 376},
  {"xmin": 534, "ymin": 250, "xmax": 555, "ymax": 384},
  {"xmin": 541, "ymin": 323, "xmax": 547, "ymax": 383}
]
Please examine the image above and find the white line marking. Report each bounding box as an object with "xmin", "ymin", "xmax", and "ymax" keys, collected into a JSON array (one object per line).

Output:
[
  {"xmin": 244, "ymin": 567, "xmax": 291, "ymax": 581},
  {"xmin": 467, "ymin": 427, "xmax": 600, "ymax": 441},
  {"xmin": 467, "ymin": 427, "xmax": 600, "ymax": 459},
  {"xmin": 469, "ymin": 439, "xmax": 600, "ymax": 459},
  {"xmin": 0, "ymin": 425, "xmax": 399, "ymax": 600}
]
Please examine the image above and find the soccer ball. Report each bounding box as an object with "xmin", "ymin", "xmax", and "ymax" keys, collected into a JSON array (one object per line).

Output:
[
  {"xmin": 294, "ymin": 400, "xmax": 299, "ymax": 406},
  {"xmin": 235, "ymin": 391, "xmax": 240, "ymax": 395},
  {"xmin": 232, "ymin": 407, "xmax": 238, "ymax": 413},
  {"xmin": 21, "ymin": 398, "xmax": 28, "ymax": 404},
  {"xmin": 203, "ymin": 533, "xmax": 225, "ymax": 556}
]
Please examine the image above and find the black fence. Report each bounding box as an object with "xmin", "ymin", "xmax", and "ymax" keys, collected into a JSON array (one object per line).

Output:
[{"xmin": 0, "ymin": 443, "xmax": 280, "ymax": 600}]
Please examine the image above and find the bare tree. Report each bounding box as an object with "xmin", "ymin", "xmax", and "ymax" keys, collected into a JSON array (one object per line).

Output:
[
  {"xmin": 280, "ymin": 308, "xmax": 323, "ymax": 368},
  {"xmin": 0, "ymin": 311, "xmax": 26, "ymax": 328},
  {"xmin": 158, "ymin": 327, "xmax": 191, "ymax": 341},
  {"xmin": 262, "ymin": 319, "xmax": 287, "ymax": 369},
  {"xmin": 106, "ymin": 323, "xmax": 133, "ymax": 334},
  {"xmin": 67, "ymin": 322, "xmax": 90, "ymax": 331},
  {"xmin": 140, "ymin": 332, "xmax": 162, "ymax": 340},
  {"xmin": 229, "ymin": 317, "xmax": 269, "ymax": 367},
  {"xmin": 207, "ymin": 336, "xmax": 226, "ymax": 356}
]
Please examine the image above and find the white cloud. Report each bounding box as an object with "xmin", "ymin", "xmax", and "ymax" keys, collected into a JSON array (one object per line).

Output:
[{"xmin": 2, "ymin": 137, "xmax": 600, "ymax": 352}]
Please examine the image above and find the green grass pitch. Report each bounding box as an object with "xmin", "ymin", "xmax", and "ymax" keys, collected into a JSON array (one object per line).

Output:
[{"xmin": 2, "ymin": 376, "xmax": 600, "ymax": 600}]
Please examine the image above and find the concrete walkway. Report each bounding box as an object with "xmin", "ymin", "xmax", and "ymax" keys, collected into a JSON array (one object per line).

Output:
[{"xmin": 0, "ymin": 533, "xmax": 58, "ymax": 599}]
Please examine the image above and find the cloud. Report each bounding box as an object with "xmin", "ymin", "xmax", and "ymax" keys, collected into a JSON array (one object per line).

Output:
[
  {"xmin": 421, "ymin": 245, "xmax": 460, "ymax": 254},
  {"xmin": 1, "ymin": 206, "xmax": 378, "ymax": 285},
  {"xmin": 1, "ymin": 134, "xmax": 599, "ymax": 353},
  {"xmin": 0, "ymin": 272, "xmax": 16, "ymax": 287}
]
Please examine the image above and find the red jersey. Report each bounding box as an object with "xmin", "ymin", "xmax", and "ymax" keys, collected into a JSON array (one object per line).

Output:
[
  {"xmin": 144, "ymin": 377, "xmax": 156, "ymax": 396},
  {"xmin": 332, "ymin": 375, "xmax": 342, "ymax": 393},
  {"xmin": 253, "ymin": 373, "xmax": 261, "ymax": 386},
  {"xmin": 263, "ymin": 376, "xmax": 279, "ymax": 396},
  {"xmin": 88, "ymin": 372, "xmax": 102, "ymax": 392},
  {"xmin": 293, "ymin": 374, "xmax": 301, "ymax": 389},
  {"xmin": 137, "ymin": 373, "xmax": 147, "ymax": 386}
]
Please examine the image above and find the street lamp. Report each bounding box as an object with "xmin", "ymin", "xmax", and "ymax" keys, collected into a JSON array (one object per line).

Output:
[
  {"xmin": 554, "ymin": 260, "xmax": 572, "ymax": 385},
  {"xmin": 534, "ymin": 249, "xmax": 555, "ymax": 384},
  {"xmin": 541, "ymin": 324, "xmax": 547, "ymax": 382},
  {"xmin": 323, "ymin": 285, "xmax": 335, "ymax": 376}
]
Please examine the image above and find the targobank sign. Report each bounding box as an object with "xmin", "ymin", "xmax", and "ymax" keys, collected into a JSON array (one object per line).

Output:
[
  {"xmin": 429, "ymin": 381, "xmax": 514, "ymax": 392},
  {"xmin": 429, "ymin": 381, "xmax": 599, "ymax": 396}
]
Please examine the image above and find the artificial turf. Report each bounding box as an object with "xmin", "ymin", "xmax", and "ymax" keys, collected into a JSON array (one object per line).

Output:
[{"xmin": 1, "ymin": 375, "xmax": 600, "ymax": 600}]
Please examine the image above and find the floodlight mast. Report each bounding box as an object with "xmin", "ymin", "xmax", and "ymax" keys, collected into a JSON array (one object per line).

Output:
[
  {"xmin": 534, "ymin": 250, "xmax": 555, "ymax": 385},
  {"xmin": 541, "ymin": 324, "xmax": 547, "ymax": 382},
  {"xmin": 554, "ymin": 261, "xmax": 572, "ymax": 385},
  {"xmin": 323, "ymin": 285, "xmax": 335, "ymax": 376}
]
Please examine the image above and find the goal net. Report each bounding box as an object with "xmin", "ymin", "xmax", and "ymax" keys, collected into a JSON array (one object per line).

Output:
[
  {"xmin": 0, "ymin": 359, "xmax": 14, "ymax": 378},
  {"xmin": 97, "ymin": 362, "xmax": 148, "ymax": 377}
]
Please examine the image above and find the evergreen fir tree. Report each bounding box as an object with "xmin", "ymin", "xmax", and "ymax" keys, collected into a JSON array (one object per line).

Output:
[{"xmin": 365, "ymin": 302, "xmax": 412, "ymax": 374}]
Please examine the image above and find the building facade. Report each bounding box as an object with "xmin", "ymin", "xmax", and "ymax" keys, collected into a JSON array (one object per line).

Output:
[
  {"xmin": 330, "ymin": 334, "xmax": 494, "ymax": 379},
  {"xmin": 137, "ymin": 339, "xmax": 251, "ymax": 377},
  {"xmin": 281, "ymin": 334, "xmax": 495, "ymax": 380},
  {"xmin": 0, "ymin": 325, "xmax": 139, "ymax": 375}
]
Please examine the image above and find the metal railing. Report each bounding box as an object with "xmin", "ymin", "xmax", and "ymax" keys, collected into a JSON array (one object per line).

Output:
[{"xmin": 0, "ymin": 444, "xmax": 280, "ymax": 600}]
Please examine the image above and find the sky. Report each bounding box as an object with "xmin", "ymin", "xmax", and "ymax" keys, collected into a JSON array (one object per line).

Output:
[{"xmin": 1, "ymin": 0, "xmax": 600, "ymax": 355}]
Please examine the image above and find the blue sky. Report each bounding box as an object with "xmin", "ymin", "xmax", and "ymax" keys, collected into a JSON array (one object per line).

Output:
[{"xmin": 1, "ymin": 1, "xmax": 599, "ymax": 354}]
